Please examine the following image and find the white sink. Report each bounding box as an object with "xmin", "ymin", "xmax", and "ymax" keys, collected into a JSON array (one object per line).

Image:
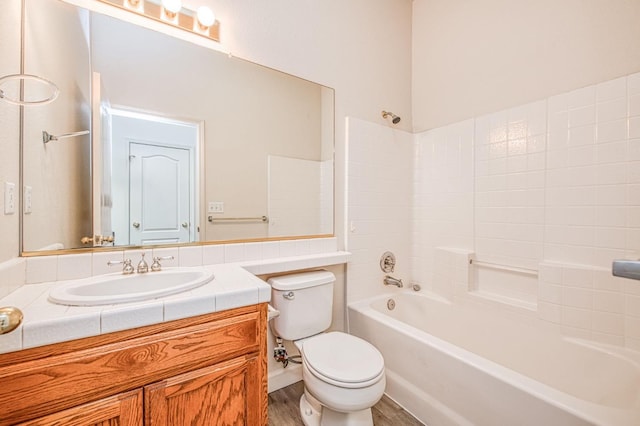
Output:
[{"xmin": 48, "ymin": 268, "xmax": 215, "ymax": 306}]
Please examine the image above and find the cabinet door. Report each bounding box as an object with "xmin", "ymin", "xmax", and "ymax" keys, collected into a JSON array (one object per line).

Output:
[
  {"xmin": 145, "ymin": 355, "xmax": 263, "ymax": 426},
  {"xmin": 17, "ymin": 389, "xmax": 142, "ymax": 426}
]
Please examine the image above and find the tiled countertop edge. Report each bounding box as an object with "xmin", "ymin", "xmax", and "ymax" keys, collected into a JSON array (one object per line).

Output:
[{"xmin": 0, "ymin": 251, "xmax": 351, "ymax": 354}]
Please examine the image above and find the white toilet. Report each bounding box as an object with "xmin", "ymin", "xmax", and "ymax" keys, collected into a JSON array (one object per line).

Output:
[{"xmin": 269, "ymin": 270, "xmax": 386, "ymax": 426}]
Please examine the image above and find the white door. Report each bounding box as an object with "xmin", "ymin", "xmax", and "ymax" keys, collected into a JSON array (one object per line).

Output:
[
  {"xmin": 110, "ymin": 113, "xmax": 198, "ymax": 246},
  {"xmin": 129, "ymin": 143, "xmax": 190, "ymax": 245}
]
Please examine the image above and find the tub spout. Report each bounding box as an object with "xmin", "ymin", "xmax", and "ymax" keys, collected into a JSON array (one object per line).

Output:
[{"xmin": 383, "ymin": 275, "xmax": 403, "ymax": 288}]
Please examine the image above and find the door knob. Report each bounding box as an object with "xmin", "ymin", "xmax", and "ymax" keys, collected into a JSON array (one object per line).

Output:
[
  {"xmin": 182, "ymin": 222, "xmax": 189, "ymax": 228},
  {"xmin": 132, "ymin": 222, "xmax": 140, "ymax": 228}
]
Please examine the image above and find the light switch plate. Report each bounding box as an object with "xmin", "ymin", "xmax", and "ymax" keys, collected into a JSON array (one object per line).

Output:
[
  {"xmin": 24, "ymin": 185, "xmax": 32, "ymax": 214},
  {"xmin": 208, "ymin": 201, "xmax": 224, "ymax": 213},
  {"xmin": 4, "ymin": 182, "xmax": 15, "ymax": 215}
]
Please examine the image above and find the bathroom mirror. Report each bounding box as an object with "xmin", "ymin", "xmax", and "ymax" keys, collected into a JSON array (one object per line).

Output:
[{"xmin": 19, "ymin": 0, "xmax": 334, "ymax": 253}]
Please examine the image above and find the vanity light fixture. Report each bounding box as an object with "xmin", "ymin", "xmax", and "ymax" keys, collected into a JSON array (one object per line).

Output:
[
  {"xmin": 95, "ymin": 0, "xmax": 219, "ymax": 42},
  {"xmin": 125, "ymin": 0, "xmax": 144, "ymax": 13},
  {"xmin": 196, "ymin": 6, "xmax": 216, "ymax": 32},
  {"xmin": 161, "ymin": 0, "xmax": 182, "ymax": 22}
]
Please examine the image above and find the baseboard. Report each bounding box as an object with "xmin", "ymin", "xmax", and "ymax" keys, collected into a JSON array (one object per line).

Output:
[{"xmin": 268, "ymin": 363, "xmax": 303, "ymax": 393}]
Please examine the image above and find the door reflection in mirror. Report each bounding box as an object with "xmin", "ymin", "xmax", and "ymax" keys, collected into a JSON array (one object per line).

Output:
[{"xmin": 108, "ymin": 110, "xmax": 200, "ymax": 246}]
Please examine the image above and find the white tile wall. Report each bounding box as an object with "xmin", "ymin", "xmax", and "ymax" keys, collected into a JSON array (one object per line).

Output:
[
  {"xmin": 475, "ymin": 101, "xmax": 546, "ymax": 272},
  {"xmin": 0, "ymin": 258, "xmax": 26, "ymax": 299},
  {"xmin": 537, "ymin": 261, "xmax": 635, "ymax": 346},
  {"xmin": 268, "ymin": 155, "xmax": 328, "ymax": 237},
  {"xmin": 57, "ymin": 254, "xmax": 92, "ymax": 281},
  {"xmin": 412, "ymin": 120, "xmax": 474, "ymax": 291},
  {"xmin": 432, "ymin": 247, "xmax": 472, "ymax": 299},
  {"xmin": 346, "ymin": 117, "xmax": 413, "ymax": 302},
  {"xmin": 178, "ymin": 246, "xmax": 203, "ymax": 267},
  {"xmin": 408, "ymin": 71, "xmax": 640, "ymax": 349},
  {"xmin": 25, "ymin": 256, "xmax": 56, "ymax": 284}
]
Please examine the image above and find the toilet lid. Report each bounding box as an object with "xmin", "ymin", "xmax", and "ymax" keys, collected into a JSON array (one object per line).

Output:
[{"xmin": 302, "ymin": 332, "xmax": 384, "ymax": 384}]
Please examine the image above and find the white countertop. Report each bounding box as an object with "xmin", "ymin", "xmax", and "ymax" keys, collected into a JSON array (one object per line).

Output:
[{"xmin": 0, "ymin": 251, "xmax": 350, "ymax": 354}]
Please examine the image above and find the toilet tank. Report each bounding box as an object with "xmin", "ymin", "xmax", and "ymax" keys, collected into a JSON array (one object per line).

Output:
[{"xmin": 269, "ymin": 270, "xmax": 335, "ymax": 341}]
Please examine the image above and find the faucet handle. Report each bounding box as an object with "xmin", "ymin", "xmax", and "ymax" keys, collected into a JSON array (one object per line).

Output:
[
  {"xmin": 137, "ymin": 253, "xmax": 149, "ymax": 273},
  {"xmin": 107, "ymin": 259, "xmax": 134, "ymax": 275},
  {"xmin": 123, "ymin": 259, "xmax": 135, "ymax": 274},
  {"xmin": 151, "ymin": 255, "xmax": 174, "ymax": 272}
]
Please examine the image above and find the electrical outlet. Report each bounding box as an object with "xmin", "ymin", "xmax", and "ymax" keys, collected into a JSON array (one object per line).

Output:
[
  {"xmin": 4, "ymin": 182, "xmax": 15, "ymax": 215},
  {"xmin": 24, "ymin": 185, "xmax": 32, "ymax": 214},
  {"xmin": 208, "ymin": 201, "xmax": 224, "ymax": 214}
]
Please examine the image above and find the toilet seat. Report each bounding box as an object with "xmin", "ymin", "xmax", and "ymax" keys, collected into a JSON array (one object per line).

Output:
[{"xmin": 301, "ymin": 332, "xmax": 385, "ymax": 389}]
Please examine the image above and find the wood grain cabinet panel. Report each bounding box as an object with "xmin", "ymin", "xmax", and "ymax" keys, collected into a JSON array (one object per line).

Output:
[
  {"xmin": 145, "ymin": 355, "xmax": 261, "ymax": 426},
  {"xmin": 0, "ymin": 304, "xmax": 268, "ymax": 426},
  {"xmin": 17, "ymin": 389, "xmax": 143, "ymax": 426}
]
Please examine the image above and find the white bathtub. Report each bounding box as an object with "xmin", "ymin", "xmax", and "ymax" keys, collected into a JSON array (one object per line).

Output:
[{"xmin": 348, "ymin": 292, "xmax": 640, "ymax": 426}]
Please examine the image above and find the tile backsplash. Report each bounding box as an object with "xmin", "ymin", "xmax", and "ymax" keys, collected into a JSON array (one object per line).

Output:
[{"xmin": 0, "ymin": 237, "xmax": 338, "ymax": 297}]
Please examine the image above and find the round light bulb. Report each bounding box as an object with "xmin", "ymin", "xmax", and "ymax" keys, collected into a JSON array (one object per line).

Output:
[
  {"xmin": 197, "ymin": 6, "xmax": 216, "ymax": 28},
  {"xmin": 162, "ymin": 0, "xmax": 182, "ymax": 14}
]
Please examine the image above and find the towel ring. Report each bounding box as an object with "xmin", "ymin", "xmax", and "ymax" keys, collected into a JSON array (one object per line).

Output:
[{"xmin": 0, "ymin": 74, "xmax": 60, "ymax": 106}]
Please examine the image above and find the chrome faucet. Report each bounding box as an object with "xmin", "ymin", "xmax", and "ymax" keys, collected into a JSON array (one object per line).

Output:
[
  {"xmin": 151, "ymin": 255, "xmax": 175, "ymax": 272},
  {"xmin": 137, "ymin": 253, "xmax": 149, "ymax": 273},
  {"xmin": 383, "ymin": 275, "xmax": 403, "ymax": 288},
  {"xmin": 107, "ymin": 259, "xmax": 134, "ymax": 275}
]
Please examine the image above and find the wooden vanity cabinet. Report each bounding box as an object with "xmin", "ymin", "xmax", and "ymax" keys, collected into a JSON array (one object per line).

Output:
[
  {"xmin": 0, "ymin": 304, "xmax": 268, "ymax": 426},
  {"xmin": 17, "ymin": 389, "xmax": 143, "ymax": 426}
]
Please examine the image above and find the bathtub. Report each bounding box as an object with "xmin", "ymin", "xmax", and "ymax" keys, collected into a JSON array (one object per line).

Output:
[{"xmin": 348, "ymin": 292, "xmax": 640, "ymax": 426}]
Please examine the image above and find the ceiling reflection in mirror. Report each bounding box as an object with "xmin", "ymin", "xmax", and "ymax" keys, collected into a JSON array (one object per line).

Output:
[{"xmin": 20, "ymin": 0, "xmax": 334, "ymax": 253}]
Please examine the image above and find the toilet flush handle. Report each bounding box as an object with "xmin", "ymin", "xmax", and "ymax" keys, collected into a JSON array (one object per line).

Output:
[{"xmin": 283, "ymin": 291, "xmax": 295, "ymax": 300}]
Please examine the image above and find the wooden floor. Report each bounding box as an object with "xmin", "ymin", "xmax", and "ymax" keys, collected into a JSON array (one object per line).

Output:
[{"xmin": 268, "ymin": 381, "xmax": 424, "ymax": 426}]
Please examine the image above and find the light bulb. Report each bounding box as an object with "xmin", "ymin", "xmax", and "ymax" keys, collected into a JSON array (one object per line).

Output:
[
  {"xmin": 126, "ymin": 0, "xmax": 143, "ymax": 10},
  {"xmin": 197, "ymin": 6, "xmax": 216, "ymax": 28},
  {"xmin": 162, "ymin": 0, "xmax": 182, "ymax": 14}
]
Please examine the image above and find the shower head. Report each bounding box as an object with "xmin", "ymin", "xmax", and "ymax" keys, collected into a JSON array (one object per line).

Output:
[{"xmin": 382, "ymin": 110, "xmax": 401, "ymax": 124}]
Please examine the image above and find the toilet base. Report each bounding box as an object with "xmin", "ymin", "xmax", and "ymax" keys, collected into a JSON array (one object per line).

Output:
[{"xmin": 300, "ymin": 390, "xmax": 374, "ymax": 426}]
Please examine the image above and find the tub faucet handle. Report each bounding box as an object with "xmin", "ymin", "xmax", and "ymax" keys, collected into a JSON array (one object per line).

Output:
[{"xmin": 380, "ymin": 251, "xmax": 396, "ymax": 273}]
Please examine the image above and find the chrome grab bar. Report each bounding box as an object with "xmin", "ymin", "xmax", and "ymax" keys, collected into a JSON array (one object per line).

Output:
[
  {"xmin": 43, "ymin": 130, "xmax": 90, "ymax": 144},
  {"xmin": 470, "ymin": 259, "xmax": 538, "ymax": 277},
  {"xmin": 207, "ymin": 215, "xmax": 268, "ymax": 223}
]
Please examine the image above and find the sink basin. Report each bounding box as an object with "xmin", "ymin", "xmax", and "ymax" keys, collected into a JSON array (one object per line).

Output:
[{"xmin": 48, "ymin": 268, "xmax": 215, "ymax": 306}]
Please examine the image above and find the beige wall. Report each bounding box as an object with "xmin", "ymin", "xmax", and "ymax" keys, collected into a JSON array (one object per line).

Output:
[
  {"xmin": 188, "ymin": 0, "xmax": 415, "ymax": 246},
  {"xmin": 412, "ymin": 0, "xmax": 640, "ymax": 131},
  {"xmin": 2, "ymin": 0, "xmax": 414, "ymax": 258},
  {"xmin": 92, "ymin": 13, "xmax": 323, "ymax": 241},
  {"xmin": 0, "ymin": 0, "xmax": 22, "ymax": 263},
  {"xmin": 22, "ymin": 0, "xmax": 92, "ymax": 251}
]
